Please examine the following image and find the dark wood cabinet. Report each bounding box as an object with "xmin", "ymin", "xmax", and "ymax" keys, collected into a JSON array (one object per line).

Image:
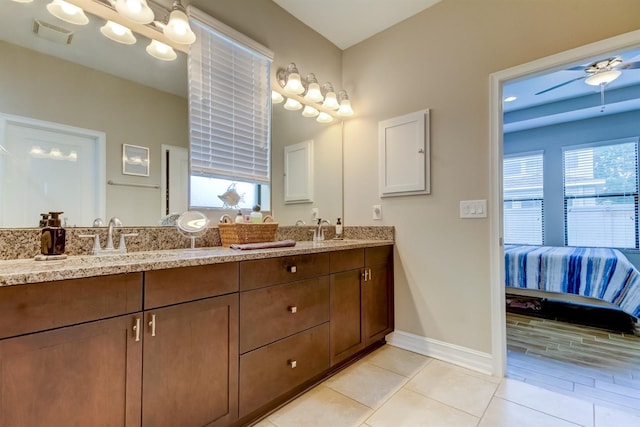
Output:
[
  {"xmin": 142, "ymin": 294, "xmax": 238, "ymax": 427},
  {"xmin": 0, "ymin": 314, "xmax": 142, "ymax": 427},
  {"xmin": 330, "ymin": 245, "xmax": 394, "ymax": 366}
]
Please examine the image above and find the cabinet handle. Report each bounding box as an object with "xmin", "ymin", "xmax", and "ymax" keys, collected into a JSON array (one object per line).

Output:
[
  {"xmin": 288, "ymin": 305, "xmax": 297, "ymax": 314},
  {"xmin": 133, "ymin": 317, "xmax": 141, "ymax": 342},
  {"xmin": 362, "ymin": 269, "xmax": 369, "ymax": 281},
  {"xmin": 287, "ymin": 265, "xmax": 297, "ymax": 273},
  {"xmin": 288, "ymin": 359, "xmax": 297, "ymax": 369},
  {"xmin": 148, "ymin": 314, "xmax": 156, "ymax": 337},
  {"xmin": 369, "ymin": 268, "xmax": 372, "ymax": 280}
]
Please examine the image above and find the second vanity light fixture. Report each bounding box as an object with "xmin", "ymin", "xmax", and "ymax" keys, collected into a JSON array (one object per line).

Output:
[
  {"xmin": 274, "ymin": 63, "xmax": 354, "ymax": 123},
  {"xmin": 15, "ymin": 0, "xmax": 195, "ymax": 61}
]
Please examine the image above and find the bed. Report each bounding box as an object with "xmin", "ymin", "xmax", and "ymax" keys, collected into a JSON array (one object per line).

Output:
[{"xmin": 504, "ymin": 245, "xmax": 640, "ymax": 320}]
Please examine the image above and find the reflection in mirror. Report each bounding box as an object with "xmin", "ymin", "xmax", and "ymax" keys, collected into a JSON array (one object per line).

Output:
[
  {"xmin": 176, "ymin": 210, "xmax": 209, "ymax": 248},
  {"xmin": 271, "ymin": 104, "xmax": 343, "ymax": 226}
]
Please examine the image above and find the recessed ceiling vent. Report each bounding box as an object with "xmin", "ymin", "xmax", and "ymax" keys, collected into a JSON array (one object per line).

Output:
[{"xmin": 32, "ymin": 19, "xmax": 74, "ymax": 45}]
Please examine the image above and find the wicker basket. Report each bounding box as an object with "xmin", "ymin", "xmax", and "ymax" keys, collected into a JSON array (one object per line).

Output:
[{"xmin": 218, "ymin": 222, "xmax": 279, "ymax": 247}]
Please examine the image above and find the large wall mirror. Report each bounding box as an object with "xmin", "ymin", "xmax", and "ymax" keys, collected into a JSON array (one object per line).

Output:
[{"xmin": 0, "ymin": 0, "xmax": 342, "ymax": 228}]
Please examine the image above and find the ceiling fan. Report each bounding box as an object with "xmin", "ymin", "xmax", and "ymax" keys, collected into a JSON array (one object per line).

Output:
[{"xmin": 535, "ymin": 56, "xmax": 640, "ymax": 95}]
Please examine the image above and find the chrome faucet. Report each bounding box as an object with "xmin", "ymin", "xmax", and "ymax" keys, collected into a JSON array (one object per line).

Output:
[
  {"xmin": 106, "ymin": 217, "xmax": 122, "ymax": 250},
  {"xmin": 314, "ymin": 219, "xmax": 331, "ymax": 242}
]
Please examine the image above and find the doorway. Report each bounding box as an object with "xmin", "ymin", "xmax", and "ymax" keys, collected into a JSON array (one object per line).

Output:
[{"xmin": 489, "ymin": 29, "xmax": 640, "ymax": 412}]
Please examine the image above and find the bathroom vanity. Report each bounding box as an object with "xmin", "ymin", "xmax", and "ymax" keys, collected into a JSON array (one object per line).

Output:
[{"xmin": 0, "ymin": 240, "xmax": 393, "ymax": 427}]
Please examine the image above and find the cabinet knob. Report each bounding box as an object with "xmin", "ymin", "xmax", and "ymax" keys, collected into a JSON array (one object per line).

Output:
[
  {"xmin": 288, "ymin": 359, "xmax": 297, "ymax": 369},
  {"xmin": 287, "ymin": 265, "xmax": 297, "ymax": 273},
  {"xmin": 288, "ymin": 306, "xmax": 297, "ymax": 314}
]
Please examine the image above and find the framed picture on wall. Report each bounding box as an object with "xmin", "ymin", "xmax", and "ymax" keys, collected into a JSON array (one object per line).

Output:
[{"xmin": 122, "ymin": 144, "xmax": 149, "ymax": 176}]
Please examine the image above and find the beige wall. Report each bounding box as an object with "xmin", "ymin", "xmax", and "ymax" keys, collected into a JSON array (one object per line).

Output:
[
  {"xmin": 341, "ymin": 0, "xmax": 640, "ymax": 354},
  {"xmin": 0, "ymin": 41, "xmax": 188, "ymax": 226}
]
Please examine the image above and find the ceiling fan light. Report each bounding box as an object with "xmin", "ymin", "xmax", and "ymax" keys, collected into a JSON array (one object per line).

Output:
[
  {"xmin": 100, "ymin": 20, "xmax": 137, "ymax": 45},
  {"xmin": 164, "ymin": 8, "xmax": 196, "ymax": 45},
  {"xmin": 283, "ymin": 98, "xmax": 302, "ymax": 111},
  {"xmin": 46, "ymin": 0, "xmax": 89, "ymax": 25},
  {"xmin": 585, "ymin": 69, "xmax": 621, "ymax": 86},
  {"xmin": 115, "ymin": 0, "xmax": 155, "ymax": 24},
  {"xmin": 146, "ymin": 40, "xmax": 177, "ymax": 61}
]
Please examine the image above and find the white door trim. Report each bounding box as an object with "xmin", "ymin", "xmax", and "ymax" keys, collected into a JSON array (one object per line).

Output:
[{"xmin": 489, "ymin": 29, "xmax": 640, "ymax": 377}]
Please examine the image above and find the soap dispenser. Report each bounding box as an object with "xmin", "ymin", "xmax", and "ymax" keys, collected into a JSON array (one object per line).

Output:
[{"xmin": 40, "ymin": 211, "xmax": 66, "ymax": 256}]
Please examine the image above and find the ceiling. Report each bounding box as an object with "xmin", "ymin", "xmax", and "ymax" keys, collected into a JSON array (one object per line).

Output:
[{"xmin": 272, "ymin": 0, "xmax": 441, "ymax": 50}]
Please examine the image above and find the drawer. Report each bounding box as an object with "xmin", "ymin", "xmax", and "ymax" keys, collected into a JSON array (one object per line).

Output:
[
  {"xmin": 239, "ymin": 253, "xmax": 330, "ymax": 291},
  {"xmin": 365, "ymin": 245, "xmax": 393, "ymax": 266},
  {"xmin": 144, "ymin": 263, "xmax": 238, "ymax": 309},
  {"xmin": 240, "ymin": 277, "xmax": 329, "ymax": 353},
  {"xmin": 330, "ymin": 248, "xmax": 364, "ymax": 273},
  {"xmin": 239, "ymin": 323, "xmax": 329, "ymax": 417},
  {"xmin": 0, "ymin": 273, "xmax": 142, "ymax": 339}
]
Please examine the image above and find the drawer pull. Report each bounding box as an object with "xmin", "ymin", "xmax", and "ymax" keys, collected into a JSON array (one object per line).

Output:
[
  {"xmin": 288, "ymin": 306, "xmax": 298, "ymax": 314},
  {"xmin": 288, "ymin": 359, "xmax": 297, "ymax": 369},
  {"xmin": 148, "ymin": 314, "xmax": 156, "ymax": 337},
  {"xmin": 287, "ymin": 265, "xmax": 297, "ymax": 273},
  {"xmin": 133, "ymin": 317, "xmax": 141, "ymax": 342}
]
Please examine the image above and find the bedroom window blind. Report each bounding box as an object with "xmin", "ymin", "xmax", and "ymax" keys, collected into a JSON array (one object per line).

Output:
[
  {"xmin": 563, "ymin": 139, "xmax": 639, "ymax": 249},
  {"xmin": 503, "ymin": 152, "xmax": 544, "ymax": 245},
  {"xmin": 188, "ymin": 10, "xmax": 272, "ymax": 186}
]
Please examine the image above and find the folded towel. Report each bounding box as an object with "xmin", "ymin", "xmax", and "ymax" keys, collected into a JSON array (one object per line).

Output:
[{"xmin": 230, "ymin": 239, "xmax": 296, "ymax": 250}]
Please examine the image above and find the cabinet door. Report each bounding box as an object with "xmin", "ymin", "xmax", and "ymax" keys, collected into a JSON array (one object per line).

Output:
[
  {"xmin": 142, "ymin": 294, "xmax": 238, "ymax": 427},
  {"xmin": 0, "ymin": 315, "xmax": 142, "ymax": 427},
  {"xmin": 364, "ymin": 263, "xmax": 394, "ymax": 346},
  {"xmin": 330, "ymin": 269, "xmax": 365, "ymax": 366}
]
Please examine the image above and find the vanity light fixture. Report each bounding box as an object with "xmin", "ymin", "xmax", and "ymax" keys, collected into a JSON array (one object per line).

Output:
[
  {"xmin": 283, "ymin": 98, "xmax": 303, "ymax": 111},
  {"xmin": 278, "ymin": 63, "xmax": 305, "ymax": 95},
  {"xmin": 100, "ymin": 20, "xmax": 137, "ymax": 44},
  {"xmin": 303, "ymin": 73, "xmax": 324, "ymax": 103},
  {"xmin": 302, "ymin": 105, "xmax": 319, "ymax": 118},
  {"xmin": 274, "ymin": 62, "xmax": 355, "ymax": 122},
  {"xmin": 46, "ymin": 0, "xmax": 90, "ymax": 25},
  {"xmin": 336, "ymin": 90, "xmax": 354, "ymax": 117},
  {"xmin": 115, "ymin": 0, "xmax": 154, "ymax": 24},
  {"xmin": 316, "ymin": 112, "xmax": 333, "ymax": 124},
  {"xmin": 161, "ymin": 0, "xmax": 196, "ymax": 45},
  {"xmin": 271, "ymin": 91, "xmax": 284, "ymax": 104},
  {"xmin": 321, "ymin": 83, "xmax": 340, "ymax": 110},
  {"xmin": 146, "ymin": 39, "xmax": 177, "ymax": 61}
]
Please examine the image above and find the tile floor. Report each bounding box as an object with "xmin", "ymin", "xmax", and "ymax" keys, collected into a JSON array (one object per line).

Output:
[{"xmin": 252, "ymin": 345, "xmax": 640, "ymax": 427}]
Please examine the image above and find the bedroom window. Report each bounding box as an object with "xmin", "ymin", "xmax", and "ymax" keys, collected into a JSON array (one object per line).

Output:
[
  {"xmin": 188, "ymin": 8, "xmax": 273, "ymax": 211},
  {"xmin": 563, "ymin": 139, "xmax": 639, "ymax": 249},
  {"xmin": 503, "ymin": 152, "xmax": 544, "ymax": 245}
]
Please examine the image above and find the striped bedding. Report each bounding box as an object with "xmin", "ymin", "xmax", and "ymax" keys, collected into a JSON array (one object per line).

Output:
[{"xmin": 505, "ymin": 245, "xmax": 640, "ymax": 319}]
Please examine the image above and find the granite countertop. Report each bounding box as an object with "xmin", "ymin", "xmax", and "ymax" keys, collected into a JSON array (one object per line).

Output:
[{"xmin": 0, "ymin": 240, "xmax": 393, "ymax": 287}]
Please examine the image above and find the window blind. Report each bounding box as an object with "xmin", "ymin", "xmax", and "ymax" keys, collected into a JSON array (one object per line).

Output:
[
  {"xmin": 503, "ymin": 152, "xmax": 544, "ymax": 245},
  {"xmin": 563, "ymin": 140, "xmax": 639, "ymax": 249},
  {"xmin": 188, "ymin": 10, "xmax": 272, "ymax": 184}
]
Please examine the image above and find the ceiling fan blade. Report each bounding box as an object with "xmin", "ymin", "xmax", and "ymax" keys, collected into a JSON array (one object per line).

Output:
[
  {"xmin": 535, "ymin": 76, "xmax": 585, "ymax": 95},
  {"xmin": 621, "ymin": 61, "xmax": 640, "ymax": 70}
]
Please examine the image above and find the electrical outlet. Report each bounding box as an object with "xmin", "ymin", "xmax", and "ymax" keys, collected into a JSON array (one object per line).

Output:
[{"xmin": 372, "ymin": 205, "xmax": 382, "ymax": 220}]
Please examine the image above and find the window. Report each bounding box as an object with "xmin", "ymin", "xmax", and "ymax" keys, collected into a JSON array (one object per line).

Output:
[
  {"xmin": 563, "ymin": 140, "xmax": 639, "ymax": 248},
  {"xmin": 188, "ymin": 8, "xmax": 273, "ymax": 211},
  {"xmin": 503, "ymin": 152, "xmax": 544, "ymax": 245}
]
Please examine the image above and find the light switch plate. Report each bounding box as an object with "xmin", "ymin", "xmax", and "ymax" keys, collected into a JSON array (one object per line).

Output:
[{"xmin": 460, "ymin": 200, "xmax": 487, "ymax": 218}]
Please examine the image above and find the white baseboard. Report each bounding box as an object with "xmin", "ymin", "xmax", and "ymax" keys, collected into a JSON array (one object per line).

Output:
[{"xmin": 386, "ymin": 330, "xmax": 495, "ymax": 376}]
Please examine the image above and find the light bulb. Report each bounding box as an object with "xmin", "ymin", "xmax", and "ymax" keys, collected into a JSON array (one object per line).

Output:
[
  {"xmin": 46, "ymin": 0, "xmax": 89, "ymax": 25},
  {"xmin": 284, "ymin": 98, "xmax": 302, "ymax": 111},
  {"xmin": 146, "ymin": 40, "xmax": 177, "ymax": 61},
  {"xmin": 115, "ymin": 0, "xmax": 154, "ymax": 24},
  {"xmin": 316, "ymin": 112, "xmax": 333, "ymax": 123},
  {"xmin": 302, "ymin": 105, "xmax": 319, "ymax": 118},
  {"xmin": 322, "ymin": 92, "xmax": 340, "ymax": 110},
  {"xmin": 337, "ymin": 99, "xmax": 354, "ymax": 117},
  {"xmin": 283, "ymin": 73, "xmax": 305, "ymax": 95},
  {"xmin": 164, "ymin": 9, "xmax": 196, "ymax": 44},
  {"xmin": 271, "ymin": 91, "xmax": 284, "ymax": 104},
  {"xmin": 304, "ymin": 82, "xmax": 324, "ymax": 103},
  {"xmin": 100, "ymin": 21, "xmax": 136, "ymax": 45}
]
